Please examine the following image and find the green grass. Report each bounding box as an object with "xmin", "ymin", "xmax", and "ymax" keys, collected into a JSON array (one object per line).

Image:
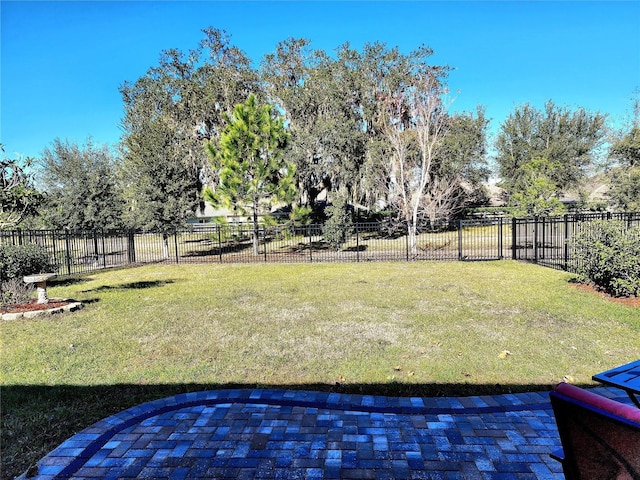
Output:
[{"xmin": 2, "ymin": 261, "xmax": 639, "ymax": 479}]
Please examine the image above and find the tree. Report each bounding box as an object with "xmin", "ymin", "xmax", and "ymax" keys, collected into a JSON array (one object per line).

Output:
[
  {"xmin": 608, "ymin": 168, "xmax": 640, "ymax": 211},
  {"xmin": 607, "ymin": 96, "xmax": 640, "ymax": 211},
  {"xmin": 435, "ymin": 108, "xmax": 490, "ymax": 186},
  {"xmin": 203, "ymin": 94, "xmax": 295, "ymax": 254},
  {"xmin": 425, "ymin": 108, "xmax": 490, "ymax": 224},
  {"xmin": 0, "ymin": 145, "xmax": 41, "ymax": 229},
  {"xmin": 381, "ymin": 69, "xmax": 450, "ymax": 254},
  {"xmin": 261, "ymin": 39, "xmax": 367, "ymax": 211},
  {"xmin": 609, "ymin": 125, "xmax": 640, "ymax": 168},
  {"xmin": 38, "ymin": 139, "xmax": 124, "ymax": 230},
  {"xmin": 323, "ymin": 190, "xmax": 353, "ymax": 251},
  {"xmin": 261, "ymin": 38, "xmax": 489, "ymax": 227},
  {"xmin": 121, "ymin": 118, "xmax": 200, "ymax": 258},
  {"xmin": 508, "ymin": 157, "xmax": 564, "ymax": 216},
  {"xmin": 120, "ymin": 27, "xmax": 258, "ymax": 219},
  {"xmin": 350, "ymin": 42, "xmax": 487, "ymax": 227},
  {"xmin": 495, "ymin": 101, "xmax": 607, "ymax": 195}
]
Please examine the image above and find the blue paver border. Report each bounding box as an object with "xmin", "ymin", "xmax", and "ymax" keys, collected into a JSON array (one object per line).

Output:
[{"xmin": 38, "ymin": 387, "xmax": 627, "ymax": 479}]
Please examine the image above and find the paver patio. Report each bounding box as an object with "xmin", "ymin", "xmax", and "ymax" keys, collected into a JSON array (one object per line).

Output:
[{"xmin": 26, "ymin": 387, "xmax": 632, "ymax": 479}]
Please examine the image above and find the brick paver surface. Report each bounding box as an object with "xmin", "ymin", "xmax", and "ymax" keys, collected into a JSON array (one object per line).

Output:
[{"xmin": 28, "ymin": 387, "xmax": 631, "ymax": 479}]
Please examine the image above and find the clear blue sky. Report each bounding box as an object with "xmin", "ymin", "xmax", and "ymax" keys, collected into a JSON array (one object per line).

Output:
[{"xmin": 2, "ymin": 1, "xmax": 639, "ymax": 161}]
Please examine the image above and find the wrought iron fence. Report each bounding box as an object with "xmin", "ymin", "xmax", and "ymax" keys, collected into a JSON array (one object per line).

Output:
[
  {"xmin": 1, "ymin": 213, "xmax": 638, "ymax": 276},
  {"xmin": 510, "ymin": 212, "xmax": 640, "ymax": 271}
]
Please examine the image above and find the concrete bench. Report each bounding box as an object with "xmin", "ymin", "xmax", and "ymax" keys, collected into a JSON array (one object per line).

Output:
[
  {"xmin": 23, "ymin": 273, "xmax": 57, "ymax": 304},
  {"xmin": 550, "ymin": 382, "xmax": 640, "ymax": 480}
]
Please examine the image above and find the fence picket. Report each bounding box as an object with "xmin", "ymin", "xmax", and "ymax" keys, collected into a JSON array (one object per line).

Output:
[{"xmin": 1, "ymin": 213, "xmax": 637, "ymax": 276}]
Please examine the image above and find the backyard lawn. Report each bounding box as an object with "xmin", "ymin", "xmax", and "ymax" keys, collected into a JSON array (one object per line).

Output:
[{"xmin": 2, "ymin": 260, "xmax": 639, "ymax": 479}]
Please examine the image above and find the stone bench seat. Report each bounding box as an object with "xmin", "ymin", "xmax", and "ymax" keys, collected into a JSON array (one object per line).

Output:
[{"xmin": 23, "ymin": 273, "xmax": 57, "ymax": 304}]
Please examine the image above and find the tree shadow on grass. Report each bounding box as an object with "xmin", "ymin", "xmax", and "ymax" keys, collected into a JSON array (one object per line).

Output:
[
  {"xmin": 344, "ymin": 245, "xmax": 368, "ymax": 252},
  {"xmin": 81, "ymin": 280, "xmax": 175, "ymax": 293},
  {"xmin": 182, "ymin": 241, "xmax": 254, "ymax": 258},
  {"xmin": 49, "ymin": 276, "xmax": 92, "ymax": 288}
]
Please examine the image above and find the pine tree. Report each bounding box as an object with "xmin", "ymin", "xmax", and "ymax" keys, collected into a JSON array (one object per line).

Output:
[{"xmin": 204, "ymin": 95, "xmax": 296, "ymax": 254}]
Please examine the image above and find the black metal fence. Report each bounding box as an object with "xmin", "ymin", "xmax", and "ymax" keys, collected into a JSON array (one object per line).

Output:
[
  {"xmin": 1, "ymin": 213, "xmax": 638, "ymax": 276},
  {"xmin": 511, "ymin": 212, "xmax": 640, "ymax": 271}
]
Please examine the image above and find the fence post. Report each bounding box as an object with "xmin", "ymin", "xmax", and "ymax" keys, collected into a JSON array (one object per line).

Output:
[
  {"xmin": 355, "ymin": 222, "xmax": 360, "ymax": 262},
  {"xmin": 540, "ymin": 217, "xmax": 546, "ymax": 260},
  {"xmin": 498, "ymin": 217, "xmax": 503, "ymax": 259},
  {"xmin": 405, "ymin": 222, "xmax": 409, "ymax": 261},
  {"xmin": 458, "ymin": 219, "xmax": 463, "ymax": 261},
  {"xmin": 263, "ymin": 226, "xmax": 267, "ymax": 262},
  {"xmin": 127, "ymin": 229, "xmax": 136, "ymax": 264},
  {"xmin": 563, "ymin": 214, "xmax": 569, "ymax": 271},
  {"xmin": 93, "ymin": 229, "xmax": 99, "ymax": 265},
  {"xmin": 217, "ymin": 225, "xmax": 223, "ymax": 263},
  {"xmin": 511, "ymin": 217, "xmax": 517, "ymax": 260},
  {"xmin": 51, "ymin": 230, "xmax": 58, "ymax": 273},
  {"xmin": 65, "ymin": 230, "xmax": 72, "ymax": 275},
  {"xmin": 174, "ymin": 230, "xmax": 179, "ymax": 264},
  {"xmin": 101, "ymin": 229, "xmax": 107, "ymax": 268},
  {"xmin": 533, "ymin": 216, "xmax": 539, "ymax": 264},
  {"xmin": 308, "ymin": 225, "xmax": 313, "ymax": 262}
]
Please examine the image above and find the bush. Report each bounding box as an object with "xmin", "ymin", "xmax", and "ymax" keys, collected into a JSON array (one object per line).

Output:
[
  {"xmin": 0, "ymin": 243, "xmax": 55, "ymax": 306},
  {"xmin": 572, "ymin": 220, "xmax": 640, "ymax": 297},
  {"xmin": 289, "ymin": 205, "xmax": 313, "ymax": 225},
  {"xmin": 322, "ymin": 193, "xmax": 353, "ymax": 251},
  {"xmin": 0, "ymin": 243, "xmax": 56, "ymax": 282},
  {"xmin": 1, "ymin": 277, "xmax": 35, "ymax": 305}
]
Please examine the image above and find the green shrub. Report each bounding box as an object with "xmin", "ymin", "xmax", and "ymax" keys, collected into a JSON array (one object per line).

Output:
[
  {"xmin": 1, "ymin": 277, "xmax": 35, "ymax": 305},
  {"xmin": 323, "ymin": 193, "xmax": 353, "ymax": 251},
  {"xmin": 572, "ymin": 220, "xmax": 640, "ymax": 297},
  {"xmin": 0, "ymin": 243, "xmax": 56, "ymax": 282},
  {"xmin": 289, "ymin": 205, "xmax": 313, "ymax": 225}
]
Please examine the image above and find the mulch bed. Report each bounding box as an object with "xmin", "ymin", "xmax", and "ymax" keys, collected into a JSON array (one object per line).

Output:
[
  {"xmin": 570, "ymin": 283, "xmax": 640, "ymax": 308},
  {"xmin": 0, "ymin": 299, "xmax": 74, "ymax": 314}
]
